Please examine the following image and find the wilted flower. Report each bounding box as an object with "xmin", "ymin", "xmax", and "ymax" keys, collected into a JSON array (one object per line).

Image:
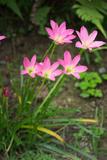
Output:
[
  {"xmin": 38, "ymin": 56, "xmax": 62, "ymax": 81},
  {"xmin": 58, "ymin": 50, "xmax": 88, "ymax": 79},
  {"xmin": 46, "ymin": 20, "xmax": 76, "ymax": 45},
  {"xmin": 2, "ymin": 86, "xmax": 10, "ymax": 97},
  {"xmin": 75, "ymin": 26, "xmax": 105, "ymax": 51},
  {"xmin": 21, "ymin": 55, "xmax": 39, "ymax": 78}
]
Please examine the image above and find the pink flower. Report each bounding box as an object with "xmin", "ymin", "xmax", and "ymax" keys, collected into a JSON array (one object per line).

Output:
[
  {"xmin": 38, "ymin": 57, "xmax": 62, "ymax": 81},
  {"xmin": 21, "ymin": 55, "xmax": 39, "ymax": 78},
  {"xmin": 46, "ymin": 20, "xmax": 76, "ymax": 45},
  {"xmin": 75, "ymin": 26, "xmax": 106, "ymax": 51},
  {"xmin": 0, "ymin": 35, "xmax": 6, "ymax": 41},
  {"xmin": 58, "ymin": 51, "xmax": 88, "ymax": 79}
]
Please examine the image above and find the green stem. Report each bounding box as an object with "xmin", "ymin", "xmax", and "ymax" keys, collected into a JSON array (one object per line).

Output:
[
  {"xmin": 6, "ymin": 134, "xmax": 15, "ymax": 153},
  {"xmin": 50, "ymin": 43, "xmax": 57, "ymax": 58},
  {"xmin": 79, "ymin": 49, "xmax": 90, "ymax": 65},
  {"xmin": 42, "ymin": 42, "xmax": 54, "ymax": 60},
  {"xmin": 92, "ymin": 46, "xmax": 107, "ymax": 52},
  {"xmin": 35, "ymin": 79, "xmax": 46, "ymax": 103},
  {"xmin": 84, "ymin": 52, "xmax": 90, "ymax": 65},
  {"xmin": 33, "ymin": 75, "xmax": 64, "ymax": 119},
  {"xmin": 79, "ymin": 49, "xmax": 84, "ymax": 55}
]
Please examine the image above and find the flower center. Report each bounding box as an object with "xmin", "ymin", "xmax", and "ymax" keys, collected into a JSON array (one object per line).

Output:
[
  {"xmin": 55, "ymin": 35, "xmax": 63, "ymax": 43},
  {"xmin": 66, "ymin": 66, "xmax": 75, "ymax": 73},
  {"xmin": 27, "ymin": 67, "xmax": 34, "ymax": 74},
  {"xmin": 83, "ymin": 41, "xmax": 90, "ymax": 49},
  {"xmin": 44, "ymin": 70, "xmax": 51, "ymax": 79}
]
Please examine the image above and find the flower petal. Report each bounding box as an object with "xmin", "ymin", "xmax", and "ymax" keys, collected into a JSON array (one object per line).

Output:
[
  {"xmin": 51, "ymin": 62, "xmax": 59, "ymax": 71},
  {"xmin": 23, "ymin": 57, "xmax": 30, "ymax": 67},
  {"xmin": 88, "ymin": 30, "xmax": 98, "ymax": 43},
  {"xmin": 46, "ymin": 27, "xmax": 53, "ymax": 37},
  {"xmin": 76, "ymin": 31, "xmax": 82, "ymax": 41},
  {"xmin": 75, "ymin": 66, "xmax": 88, "ymax": 73},
  {"xmin": 72, "ymin": 72, "xmax": 80, "ymax": 79},
  {"xmin": 75, "ymin": 41, "xmax": 83, "ymax": 49},
  {"xmin": 44, "ymin": 56, "xmax": 51, "ymax": 69},
  {"xmin": 30, "ymin": 73, "xmax": 35, "ymax": 78},
  {"xmin": 71, "ymin": 54, "xmax": 80, "ymax": 66},
  {"xmin": 80, "ymin": 26, "xmax": 88, "ymax": 41},
  {"xmin": 66, "ymin": 29, "xmax": 74, "ymax": 35},
  {"xmin": 50, "ymin": 20, "xmax": 58, "ymax": 30},
  {"xmin": 0, "ymin": 35, "xmax": 6, "ymax": 41},
  {"xmin": 58, "ymin": 59, "xmax": 65, "ymax": 67},
  {"xmin": 89, "ymin": 41, "xmax": 106, "ymax": 48},
  {"xmin": 64, "ymin": 35, "xmax": 76, "ymax": 41},
  {"xmin": 31, "ymin": 55, "xmax": 36, "ymax": 66},
  {"xmin": 53, "ymin": 69, "xmax": 62, "ymax": 76},
  {"xmin": 21, "ymin": 70, "xmax": 27, "ymax": 75},
  {"xmin": 50, "ymin": 76, "xmax": 55, "ymax": 81},
  {"xmin": 59, "ymin": 21, "xmax": 66, "ymax": 34},
  {"xmin": 64, "ymin": 51, "xmax": 72, "ymax": 65}
]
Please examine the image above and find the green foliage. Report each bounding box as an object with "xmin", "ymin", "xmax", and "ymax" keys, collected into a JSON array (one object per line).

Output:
[
  {"xmin": 75, "ymin": 72, "xmax": 107, "ymax": 98},
  {"xmin": 19, "ymin": 151, "xmax": 55, "ymax": 160},
  {"xmin": 73, "ymin": 0, "xmax": 107, "ymax": 37},
  {"xmin": 35, "ymin": 6, "xmax": 51, "ymax": 35},
  {"xmin": 8, "ymin": 151, "xmax": 56, "ymax": 160},
  {"xmin": 102, "ymin": 73, "xmax": 107, "ymax": 80},
  {"xmin": 0, "ymin": 0, "xmax": 23, "ymax": 19}
]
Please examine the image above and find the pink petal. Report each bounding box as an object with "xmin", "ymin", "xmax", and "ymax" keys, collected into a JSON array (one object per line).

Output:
[
  {"xmin": 35, "ymin": 64, "xmax": 41, "ymax": 73},
  {"xmin": 88, "ymin": 30, "xmax": 97, "ymax": 43},
  {"xmin": 75, "ymin": 41, "xmax": 83, "ymax": 49},
  {"xmin": 21, "ymin": 70, "xmax": 27, "ymax": 75},
  {"xmin": 59, "ymin": 29, "xmax": 74, "ymax": 38},
  {"xmin": 72, "ymin": 72, "xmax": 80, "ymax": 79},
  {"xmin": 31, "ymin": 55, "xmax": 36, "ymax": 66},
  {"xmin": 76, "ymin": 31, "xmax": 82, "ymax": 40},
  {"xmin": 53, "ymin": 69, "xmax": 62, "ymax": 76},
  {"xmin": 0, "ymin": 35, "xmax": 6, "ymax": 41},
  {"xmin": 63, "ymin": 40, "xmax": 72, "ymax": 43},
  {"xmin": 51, "ymin": 62, "xmax": 59, "ymax": 71},
  {"xmin": 23, "ymin": 57, "xmax": 30, "ymax": 68},
  {"xmin": 58, "ymin": 59, "xmax": 65, "ymax": 67},
  {"xmin": 30, "ymin": 73, "xmax": 36, "ymax": 78},
  {"xmin": 64, "ymin": 35, "xmax": 76, "ymax": 41},
  {"xmin": 50, "ymin": 20, "xmax": 58, "ymax": 30},
  {"xmin": 89, "ymin": 41, "xmax": 106, "ymax": 48},
  {"xmin": 44, "ymin": 56, "xmax": 51, "ymax": 69},
  {"xmin": 66, "ymin": 29, "xmax": 74, "ymax": 35},
  {"xmin": 59, "ymin": 21, "xmax": 66, "ymax": 34},
  {"xmin": 50, "ymin": 75, "xmax": 55, "ymax": 81},
  {"xmin": 46, "ymin": 27, "xmax": 53, "ymax": 36},
  {"xmin": 71, "ymin": 54, "xmax": 81, "ymax": 66},
  {"xmin": 80, "ymin": 26, "xmax": 89, "ymax": 41},
  {"xmin": 75, "ymin": 66, "xmax": 88, "ymax": 73},
  {"xmin": 59, "ymin": 21, "xmax": 66, "ymax": 29},
  {"xmin": 64, "ymin": 51, "xmax": 72, "ymax": 65}
]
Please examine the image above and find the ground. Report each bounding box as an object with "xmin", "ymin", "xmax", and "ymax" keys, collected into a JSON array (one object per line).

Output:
[{"xmin": 0, "ymin": 32, "xmax": 107, "ymax": 160}]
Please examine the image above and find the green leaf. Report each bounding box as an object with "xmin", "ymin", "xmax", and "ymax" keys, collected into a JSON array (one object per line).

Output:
[
  {"xmin": 102, "ymin": 73, "xmax": 107, "ymax": 80},
  {"xmin": 95, "ymin": 89, "xmax": 103, "ymax": 97},
  {"xmin": 40, "ymin": 143, "xmax": 81, "ymax": 160},
  {"xmin": 80, "ymin": 92, "xmax": 90, "ymax": 98},
  {"xmin": 79, "ymin": 81, "xmax": 89, "ymax": 90},
  {"xmin": 73, "ymin": 0, "xmax": 107, "ymax": 37},
  {"xmin": 35, "ymin": 6, "xmax": 51, "ymax": 35},
  {"xmin": 6, "ymin": 0, "xmax": 23, "ymax": 19},
  {"xmin": 33, "ymin": 75, "xmax": 65, "ymax": 120}
]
